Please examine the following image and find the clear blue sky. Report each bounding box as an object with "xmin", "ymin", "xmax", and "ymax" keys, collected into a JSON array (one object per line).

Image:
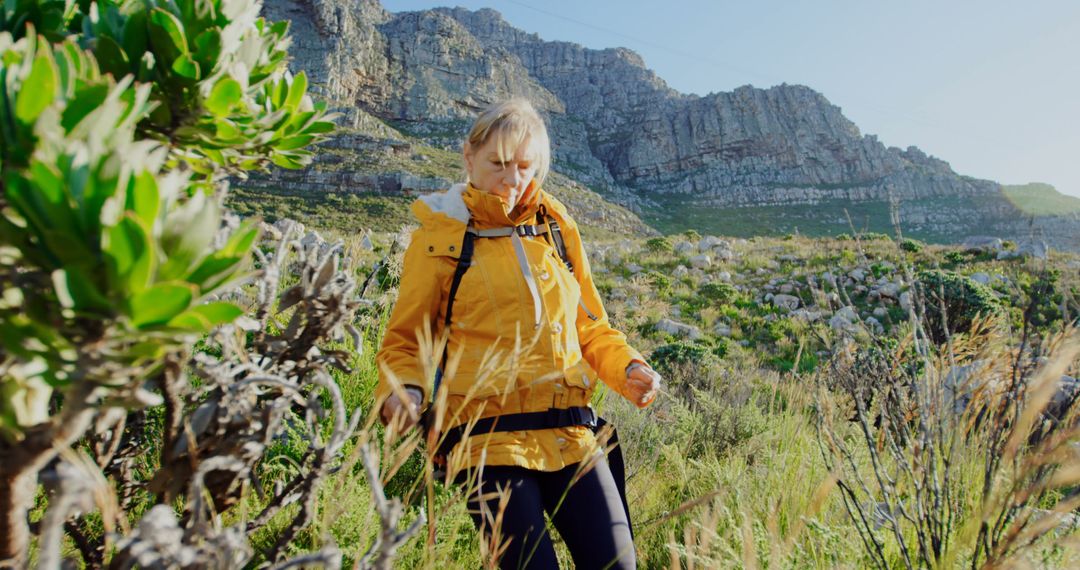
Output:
[{"xmin": 383, "ymin": 1, "xmax": 1080, "ymax": 197}]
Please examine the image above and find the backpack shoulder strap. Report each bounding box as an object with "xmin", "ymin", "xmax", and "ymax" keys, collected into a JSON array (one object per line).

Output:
[
  {"xmin": 537, "ymin": 204, "xmax": 574, "ymax": 274},
  {"xmin": 444, "ymin": 229, "xmax": 475, "ymax": 328}
]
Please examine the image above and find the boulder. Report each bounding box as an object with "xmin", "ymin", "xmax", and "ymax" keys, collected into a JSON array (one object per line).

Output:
[
  {"xmin": 713, "ymin": 248, "xmax": 735, "ymax": 262},
  {"xmin": 865, "ymin": 316, "xmax": 884, "ymax": 334},
  {"xmin": 674, "ymin": 241, "xmax": 696, "ymax": 255},
  {"xmin": 791, "ymin": 309, "xmax": 823, "ymax": 323},
  {"xmin": 771, "ymin": 294, "xmax": 801, "ymax": 312},
  {"xmin": 1016, "ymin": 239, "xmax": 1049, "ymax": 260},
  {"xmin": 900, "ymin": 291, "xmax": 914, "ymax": 313},
  {"xmin": 834, "ymin": 306, "xmax": 860, "ymax": 323},
  {"xmin": 655, "ymin": 318, "xmax": 702, "ymax": 340},
  {"xmin": 878, "ymin": 282, "xmax": 901, "ymax": 299},
  {"xmin": 259, "ymin": 221, "xmax": 283, "ymax": 241},
  {"xmin": 273, "ymin": 218, "xmax": 304, "ymax": 238},
  {"xmin": 700, "ymin": 236, "xmax": 727, "ymax": 251},
  {"xmin": 690, "ymin": 254, "xmax": 712, "ymax": 268},
  {"xmin": 962, "ymin": 236, "xmax": 1004, "ymax": 253}
]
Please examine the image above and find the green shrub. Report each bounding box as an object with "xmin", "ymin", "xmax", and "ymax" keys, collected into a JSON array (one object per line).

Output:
[
  {"xmin": 944, "ymin": 251, "xmax": 967, "ymax": 265},
  {"xmin": 682, "ymin": 229, "xmax": 701, "ymax": 241},
  {"xmin": 649, "ymin": 341, "xmax": 719, "ymax": 379},
  {"xmin": 1020, "ymin": 269, "xmax": 1065, "ymax": 329},
  {"xmin": 647, "ymin": 271, "xmax": 672, "ymax": 295},
  {"xmin": 645, "ymin": 236, "xmax": 673, "ymax": 253},
  {"xmin": 900, "ymin": 238, "xmax": 923, "ymax": 253},
  {"xmin": 916, "ymin": 269, "xmax": 1002, "ymax": 342},
  {"xmin": 858, "ymin": 232, "xmax": 891, "ymax": 241},
  {"xmin": 699, "ymin": 281, "xmax": 738, "ymax": 304}
]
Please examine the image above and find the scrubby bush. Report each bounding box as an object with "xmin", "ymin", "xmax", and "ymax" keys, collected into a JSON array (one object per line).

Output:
[
  {"xmin": 699, "ymin": 281, "xmax": 738, "ymax": 304},
  {"xmin": 647, "ymin": 270, "xmax": 672, "ymax": 294},
  {"xmin": 858, "ymin": 232, "xmax": 891, "ymax": 241},
  {"xmin": 646, "ymin": 236, "xmax": 673, "ymax": 253},
  {"xmin": 944, "ymin": 250, "xmax": 967, "ymax": 265},
  {"xmin": 0, "ymin": 2, "xmax": 378, "ymax": 566},
  {"xmin": 916, "ymin": 269, "xmax": 1002, "ymax": 343},
  {"xmin": 899, "ymin": 238, "xmax": 923, "ymax": 253},
  {"xmin": 649, "ymin": 341, "xmax": 722, "ymax": 392}
]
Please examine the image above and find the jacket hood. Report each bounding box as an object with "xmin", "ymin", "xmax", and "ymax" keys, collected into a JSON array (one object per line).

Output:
[{"xmin": 411, "ymin": 180, "xmax": 548, "ymax": 234}]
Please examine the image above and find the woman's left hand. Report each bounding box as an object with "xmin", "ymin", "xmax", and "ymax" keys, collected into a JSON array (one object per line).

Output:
[{"xmin": 626, "ymin": 363, "xmax": 662, "ymax": 408}]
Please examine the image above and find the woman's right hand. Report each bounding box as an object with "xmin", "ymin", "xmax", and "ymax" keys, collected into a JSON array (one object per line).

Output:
[{"xmin": 380, "ymin": 388, "xmax": 423, "ymax": 431}]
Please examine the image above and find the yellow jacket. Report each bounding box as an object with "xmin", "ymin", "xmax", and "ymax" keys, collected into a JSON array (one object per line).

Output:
[{"xmin": 375, "ymin": 181, "xmax": 649, "ymax": 475}]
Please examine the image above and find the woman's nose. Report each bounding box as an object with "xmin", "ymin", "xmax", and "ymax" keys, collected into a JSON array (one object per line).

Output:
[{"xmin": 503, "ymin": 166, "xmax": 521, "ymax": 186}]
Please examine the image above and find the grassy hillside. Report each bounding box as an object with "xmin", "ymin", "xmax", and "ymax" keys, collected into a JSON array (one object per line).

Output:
[
  {"xmin": 1002, "ymin": 182, "xmax": 1080, "ymax": 216},
  {"xmin": 232, "ymin": 221, "xmax": 1079, "ymax": 568}
]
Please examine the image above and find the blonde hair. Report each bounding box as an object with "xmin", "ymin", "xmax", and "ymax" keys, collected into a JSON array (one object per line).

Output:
[{"xmin": 465, "ymin": 98, "xmax": 551, "ymax": 187}]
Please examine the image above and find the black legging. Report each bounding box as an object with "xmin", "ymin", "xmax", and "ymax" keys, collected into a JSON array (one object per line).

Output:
[{"xmin": 458, "ymin": 456, "xmax": 636, "ymax": 569}]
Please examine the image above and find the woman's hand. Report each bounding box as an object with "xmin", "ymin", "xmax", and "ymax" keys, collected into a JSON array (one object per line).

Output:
[
  {"xmin": 625, "ymin": 362, "xmax": 662, "ymax": 408},
  {"xmin": 380, "ymin": 387, "xmax": 423, "ymax": 431}
]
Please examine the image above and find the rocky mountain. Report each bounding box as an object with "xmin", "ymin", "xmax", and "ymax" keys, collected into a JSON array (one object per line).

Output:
[{"xmin": 251, "ymin": 0, "xmax": 1080, "ymax": 251}]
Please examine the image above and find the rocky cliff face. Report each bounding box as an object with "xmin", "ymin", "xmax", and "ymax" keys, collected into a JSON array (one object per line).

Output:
[{"xmin": 255, "ymin": 0, "xmax": 1080, "ymax": 250}]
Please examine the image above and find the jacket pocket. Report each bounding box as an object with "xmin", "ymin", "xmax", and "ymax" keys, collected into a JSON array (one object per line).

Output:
[{"xmin": 563, "ymin": 359, "xmax": 600, "ymax": 391}]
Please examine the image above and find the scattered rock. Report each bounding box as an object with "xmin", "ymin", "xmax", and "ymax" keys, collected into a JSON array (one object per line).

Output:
[
  {"xmin": 674, "ymin": 241, "xmax": 696, "ymax": 255},
  {"xmin": 700, "ymin": 236, "xmax": 727, "ymax": 251},
  {"xmin": 259, "ymin": 221, "xmax": 283, "ymax": 241},
  {"xmin": 878, "ymin": 283, "xmax": 901, "ymax": 299},
  {"xmin": 962, "ymin": 236, "xmax": 1004, "ymax": 253},
  {"xmin": 273, "ymin": 218, "xmax": 305, "ymax": 238},
  {"xmin": 690, "ymin": 254, "xmax": 712, "ymax": 269},
  {"xmin": 791, "ymin": 309, "xmax": 823, "ymax": 323},
  {"xmin": 655, "ymin": 318, "xmax": 703, "ymax": 340},
  {"xmin": 672, "ymin": 265, "xmax": 689, "ymax": 278},
  {"xmin": 865, "ymin": 316, "xmax": 884, "ymax": 334},
  {"xmin": 1016, "ymin": 239, "xmax": 1049, "ymax": 260},
  {"xmin": 713, "ymin": 248, "xmax": 735, "ymax": 262},
  {"xmin": 771, "ymin": 294, "xmax": 801, "ymax": 312},
  {"xmin": 899, "ymin": 291, "xmax": 914, "ymax": 313}
]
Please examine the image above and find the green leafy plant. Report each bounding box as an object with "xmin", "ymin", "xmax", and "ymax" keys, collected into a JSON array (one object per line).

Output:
[
  {"xmin": 645, "ymin": 235, "xmax": 673, "ymax": 253},
  {"xmin": 0, "ymin": 1, "xmax": 336, "ymax": 563},
  {"xmin": 915, "ymin": 269, "xmax": 1002, "ymax": 343},
  {"xmin": 899, "ymin": 238, "xmax": 923, "ymax": 253}
]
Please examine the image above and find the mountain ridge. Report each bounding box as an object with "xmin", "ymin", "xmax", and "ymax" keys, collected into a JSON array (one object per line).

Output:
[{"xmin": 249, "ymin": 0, "xmax": 1079, "ymax": 250}]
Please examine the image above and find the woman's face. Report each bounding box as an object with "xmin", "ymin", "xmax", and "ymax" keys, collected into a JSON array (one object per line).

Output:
[{"xmin": 464, "ymin": 135, "xmax": 538, "ymax": 210}]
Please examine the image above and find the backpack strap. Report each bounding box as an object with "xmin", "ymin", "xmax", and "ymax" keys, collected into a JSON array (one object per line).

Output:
[
  {"xmin": 438, "ymin": 228, "xmax": 476, "ymax": 378},
  {"xmin": 537, "ymin": 205, "xmax": 600, "ymax": 322},
  {"xmin": 537, "ymin": 204, "xmax": 574, "ymax": 274}
]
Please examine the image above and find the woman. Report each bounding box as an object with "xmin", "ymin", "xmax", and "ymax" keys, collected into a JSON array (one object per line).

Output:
[{"xmin": 375, "ymin": 99, "xmax": 662, "ymax": 569}]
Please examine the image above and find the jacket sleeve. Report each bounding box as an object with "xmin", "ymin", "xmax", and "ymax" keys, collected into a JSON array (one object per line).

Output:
[
  {"xmin": 374, "ymin": 228, "xmax": 447, "ymax": 407},
  {"xmin": 561, "ymin": 217, "xmax": 647, "ymax": 400}
]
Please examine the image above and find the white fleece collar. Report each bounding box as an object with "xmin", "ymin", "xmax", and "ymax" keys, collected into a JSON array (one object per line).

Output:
[{"xmin": 418, "ymin": 183, "xmax": 470, "ymax": 223}]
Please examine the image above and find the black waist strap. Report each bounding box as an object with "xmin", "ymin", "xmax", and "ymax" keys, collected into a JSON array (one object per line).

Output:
[{"xmin": 436, "ymin": 406, "xmax": 598, "ymax": 457}]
